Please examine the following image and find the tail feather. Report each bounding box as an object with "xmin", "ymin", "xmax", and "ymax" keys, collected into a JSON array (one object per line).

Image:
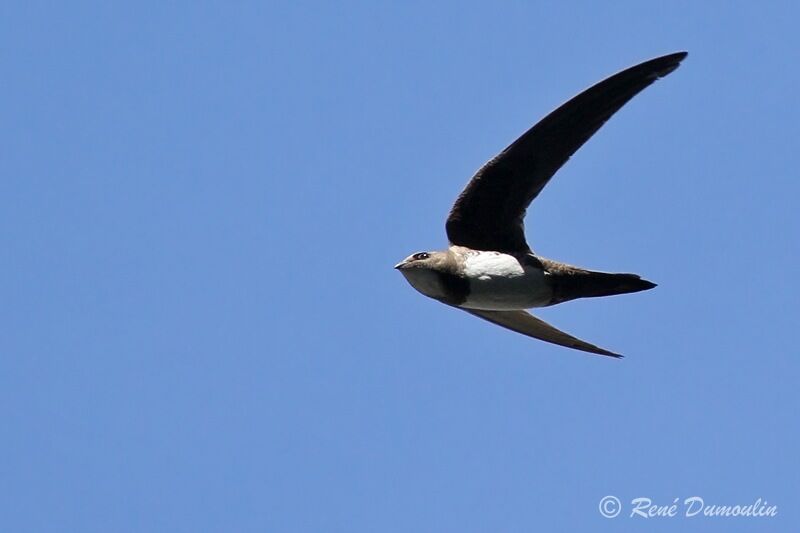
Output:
[{"xmin": 542, "ymin": 259, "xmax": 656, "ymax": 305}]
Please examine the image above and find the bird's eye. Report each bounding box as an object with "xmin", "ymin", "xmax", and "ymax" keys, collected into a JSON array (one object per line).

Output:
[{"xmin": 412, "ymin": 252, "xmax": 430, "ymax": 260}]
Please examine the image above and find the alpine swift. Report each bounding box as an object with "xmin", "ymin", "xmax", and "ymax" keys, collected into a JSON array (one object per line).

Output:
[{"xmin": 395, "ymin": 52, "xmax": 687, "ymax": 358}]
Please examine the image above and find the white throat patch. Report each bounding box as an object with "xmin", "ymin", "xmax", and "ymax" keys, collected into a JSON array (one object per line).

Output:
[{"xmin": 399, "ymin": 268, "xmax": 447, "ymax": 300}]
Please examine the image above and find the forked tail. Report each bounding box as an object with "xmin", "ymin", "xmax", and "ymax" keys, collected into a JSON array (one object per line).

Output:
[{"xmin": 543, "ymin": 260, "xmax": 656, "ymax": 305}]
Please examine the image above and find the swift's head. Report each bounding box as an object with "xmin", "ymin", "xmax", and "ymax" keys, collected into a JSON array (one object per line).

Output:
[
  {"xmin": 394, "ymin": 250, "xmax": 453, "ymax": 300},
  {"xmin": 394, "ymin": 251, "xmax": 454, "ymax": 271}
]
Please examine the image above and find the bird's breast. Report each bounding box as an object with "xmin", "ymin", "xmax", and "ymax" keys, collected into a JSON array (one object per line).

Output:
[{"xmin": 460, "ymin": 251, "xmax": 552, "ymax": 310}]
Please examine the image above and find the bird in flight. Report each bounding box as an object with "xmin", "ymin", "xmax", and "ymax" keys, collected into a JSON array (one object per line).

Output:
[{"xmin": 395, "ymin": 52, "xmax": 687, "ymax": 358}]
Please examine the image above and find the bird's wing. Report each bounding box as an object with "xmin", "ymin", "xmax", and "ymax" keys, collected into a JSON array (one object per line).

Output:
[
  {"xmin": 445, "ymin": 51, "xmax": 688, "ymax": 254},
  {"xmin": 464, "ymin": 308, "xmax": 622, "ymax": 358}
]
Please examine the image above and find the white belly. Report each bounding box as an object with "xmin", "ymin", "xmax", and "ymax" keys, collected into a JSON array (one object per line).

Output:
[{"xmin": 460, "ymin": 252, "xmax": 551, "ymax": 310}]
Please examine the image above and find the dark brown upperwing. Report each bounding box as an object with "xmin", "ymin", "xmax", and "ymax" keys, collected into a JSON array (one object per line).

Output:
[{"xmin": 445, "ymin": 52, "xmax": 687, "ymax": 253}]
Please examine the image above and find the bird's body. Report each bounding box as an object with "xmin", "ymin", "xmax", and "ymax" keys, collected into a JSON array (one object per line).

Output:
[
  {"xmin": 398, "ymin": 248, "xmax": 551, "ymax": 310},
  {"xmin": 395, "ymin": 52, "xmax": 687, "ymax": 357},
  {"xmin": 460, "ymin": 250, "xmax": 551, "ymax": 310},
  {"xmin": 399, "ymin": 247, "xmax": 655, "ymax": 312}
]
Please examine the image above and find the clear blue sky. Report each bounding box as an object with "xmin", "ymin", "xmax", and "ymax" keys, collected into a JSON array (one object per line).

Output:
[{"xmin": 2, "ymin": 2, "xmax": 798, "ymax": 532}]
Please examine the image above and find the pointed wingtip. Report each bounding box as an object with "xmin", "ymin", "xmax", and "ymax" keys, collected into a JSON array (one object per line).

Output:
[
  {"xmin": 669, "ymin": 50, "xmax": 689, "ymax": 61},
  {"xmin": 652, "ymin": 51, "xmax": 688, "ymax": 78},
  {"xmin": 573, "ymin": 341, "xmax": 623, "ymax": 358},
  {"xmin": 593, "ymin": 347, "xmax": 624, "ymax": 359}
]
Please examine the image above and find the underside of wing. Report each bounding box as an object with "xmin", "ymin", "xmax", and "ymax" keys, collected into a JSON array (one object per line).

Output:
[
  {"xmin": 446, "ymin": 51, "xmax": 687, "ymax": 254},
  {"xmin": 464, "ymin": 308, "xmax": 622, "ymax": 358}
]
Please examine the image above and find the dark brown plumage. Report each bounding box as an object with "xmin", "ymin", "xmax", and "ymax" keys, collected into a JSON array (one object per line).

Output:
[
  {"xmin": 446, "ymin": 52, "xmax": 687, "ymax": 254},
  {"xmin": 540, "ymin": 258, "xmax": 657, "ymax": 306},
  {"xmin": 397, "ymin": 52, "xmax": 687, "ymax": 358}
]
